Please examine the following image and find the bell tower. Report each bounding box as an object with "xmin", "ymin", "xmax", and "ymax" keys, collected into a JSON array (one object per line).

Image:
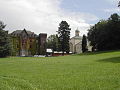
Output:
[{"xmin": 75, "ymin": 28, "xmax": 80, "ymax": 36}]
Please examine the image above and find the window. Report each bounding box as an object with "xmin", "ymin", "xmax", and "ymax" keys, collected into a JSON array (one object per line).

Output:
[
  {"xmin": 30, "ymin": 45, "xmax": 32, "ymax": 48},
  {"xmin": 17, "ymin": 44, "xmax": 19, "ymax": 48},
  {"xmin": 30, "ymin": 40, "xmax": 32, "ymax": 42}
]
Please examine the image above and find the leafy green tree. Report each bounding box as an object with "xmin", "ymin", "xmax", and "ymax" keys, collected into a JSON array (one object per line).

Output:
[
  {"xmin": 58, "ymin": 21, "xmax": 71, "ymax": 55},
  {"xmin": 88, "ymin": 13, "xmax": 120, "ymax": 51},
  {"xmin": 82, "ymin": 35, "xmax": 87, "ymax": 53},
  {"xmin": 0, "ymin": 21, "xmax": 10, "ymax": 57},
  {"xmin": 47, "ymin": 34, "xmax": 59, "ymax": 51}
]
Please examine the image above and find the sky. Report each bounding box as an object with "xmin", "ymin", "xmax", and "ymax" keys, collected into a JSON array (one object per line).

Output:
[{"xmin": 0, "ymin": 0, "xmax": 120, "ymax": 37}]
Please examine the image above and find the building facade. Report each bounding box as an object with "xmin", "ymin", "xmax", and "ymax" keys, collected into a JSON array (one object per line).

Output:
[
  {"xmin": 10, "ymin": 29, "xmax": 47, "ymax": 56},
  {"xmin": 69, "ymin": 29, "xmax": 82, "ymax": 54}
]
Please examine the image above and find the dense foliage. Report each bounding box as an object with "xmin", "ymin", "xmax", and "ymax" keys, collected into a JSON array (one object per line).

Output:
[
  {"xmin": 0, "ymin": 21, "xmax": 10, "ymax": 57},
  {"xmin": 88, "ymin": 13, "xmax": 120, "ymax": 51},
  {"xmin": 82, "ymin": 35, "xmax": 87, "ymax": 53},
  {"xmin": 47, "ymin": 34, "xmax": 60, "ymax": 51},
  {"xmin": 58, "ymin": 21, "xmax": 71, "ymax": 55}
]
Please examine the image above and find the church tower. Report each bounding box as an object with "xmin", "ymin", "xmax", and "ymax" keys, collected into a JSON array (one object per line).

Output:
[{"xmin": 75, "ymin": 29, "xmax": 80, "ymax": 36}]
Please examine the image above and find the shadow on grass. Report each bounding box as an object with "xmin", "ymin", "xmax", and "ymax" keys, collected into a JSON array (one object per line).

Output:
[{"xmin": 98, "ymin": 57, "xmax": 120, "ymax": 63}]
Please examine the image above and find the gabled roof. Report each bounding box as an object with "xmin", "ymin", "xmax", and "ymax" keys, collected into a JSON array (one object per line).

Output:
[
  {"xmin": 71, "ymin": 35, "xmax": 82, "ymax": 40},
  {"xmin": 10, "ymin": 29, "xmax": 37, "ymax": 37},
  {"xmin": 11, "ymin": 30, "xmax": 22, "ymax": 34}
]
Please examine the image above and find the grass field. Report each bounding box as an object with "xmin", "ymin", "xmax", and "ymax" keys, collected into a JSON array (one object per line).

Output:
[{"xmin": 0, "ymin": 51, "xmax": 120, "ymax": 90}]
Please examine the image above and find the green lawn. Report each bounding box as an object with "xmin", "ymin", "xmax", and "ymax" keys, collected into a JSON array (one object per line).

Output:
[{"xmin": 0, "ymin": 51, "xmax": 120, "ymax": 90}]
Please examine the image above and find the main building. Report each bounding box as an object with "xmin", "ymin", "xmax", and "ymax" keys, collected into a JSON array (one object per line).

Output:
[{"xmin": 10, "ymin": 29, "xmax": 47, "ymax": 56}]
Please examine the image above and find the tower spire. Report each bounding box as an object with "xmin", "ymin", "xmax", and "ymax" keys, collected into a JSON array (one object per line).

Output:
[{"xmin": 75, "ymin": 28, "xmax": 80, "ymax": 36}]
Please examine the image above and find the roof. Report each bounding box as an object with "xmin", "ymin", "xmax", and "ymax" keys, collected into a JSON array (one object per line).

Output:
[
  {"xmin": 47, "ymin": 49, "xmax": 53, "ymax": 53},
  {"xmin": 26, "ymin": 31, "xmax": 34, "ymax": 35},
  {"xmin": 11, "ymin": 30, "xmax": 22, "ymax": 34},
  {"xmin": 75, "ymin": 29, "xmax": 79, "ymax": 32},
  {"xmin": 53, "ymin": 51, "xmax": 73, "ymax": 54},
  {"xmin": 71, "ymin": 36, "xmax": 82, "ymax": 40},
  {"xmin": 11, "ymin": 29, "xmax": 37, "ymax": 37}
]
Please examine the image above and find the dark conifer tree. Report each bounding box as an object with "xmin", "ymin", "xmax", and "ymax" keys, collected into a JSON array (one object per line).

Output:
[
  {"xmin": 0, "ymin": 21, "xmax": 10, "ymax": 57},
  {"xmin": 82, "ymin": 35, "xmax": 87, "ymax": 53},
  {"xmin": 58, "ymin": 21, "xmax": 71, "ymax": 55}
]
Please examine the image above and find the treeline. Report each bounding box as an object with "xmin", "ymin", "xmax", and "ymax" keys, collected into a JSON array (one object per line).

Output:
[
  {"xmin": 1, "ymin": 13, "xmax": 120, "ymax": 57},
  {"xmin": 0, "ymin": 21, "xmax": 71, "ymax": 57},
  {"xmin": 48, "ymin": 13, "xmax": 120, "ymax": 53},
  {"xmin": 88, "ymin": 13, "xmax": 120, "ymax": 51}
]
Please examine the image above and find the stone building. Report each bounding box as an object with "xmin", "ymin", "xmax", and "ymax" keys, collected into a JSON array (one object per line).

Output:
[
  {"xmin": 10, "ymin": 29, "xmax": 47, "ymax": 56},
  {"xmin": 38, "ymin": 33, "xmax": 47, "ymax": 55},
  {"xmin": 69, "ymin": 29, "xmax": 82, "ymax": 54}
]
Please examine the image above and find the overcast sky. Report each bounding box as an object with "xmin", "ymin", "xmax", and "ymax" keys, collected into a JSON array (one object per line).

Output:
[{"xmin": 0, "ymin": 0, "xmax": 120, "ymax": 37}]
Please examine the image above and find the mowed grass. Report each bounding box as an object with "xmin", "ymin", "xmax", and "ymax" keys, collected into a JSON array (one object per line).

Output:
[{"xmin": 0, "ymin": 51, "xmax": 120, "ymax": 90}]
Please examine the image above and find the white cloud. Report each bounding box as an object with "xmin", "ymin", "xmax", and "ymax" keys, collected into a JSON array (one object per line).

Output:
[
  {"xmin": 104, "ymin": 8, "xmax": 120, "ymax": 12},
  {"xmin": 105, "ymin": 0, "xmax": 119, "ymax": 4},
  {"xmin": 0, "ymin": 0, "xmax": 98, "ymax": 37}
]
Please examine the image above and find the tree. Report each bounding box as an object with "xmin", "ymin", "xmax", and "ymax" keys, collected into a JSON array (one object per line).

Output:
[
  {"xmin": 88, "ymin": 13, "xmax": 120, "ymax": 51},
  {"xmin": 47, "ymin": 34, "xmax": 59, "ymax": 51},
  {"xmin": 58, "ymin": 21, "xmax": 71, "ymax": 55},
  {"xmin": 0, "ymin": 21, "xmax": 10, "ymax": 57},
  {"xmin": 88, "ymin": 20, "xmax": 108, "ymax": 51},
  {"xmin": 82, "ymin": 35, "xmax": 87, "ymax": 53}
]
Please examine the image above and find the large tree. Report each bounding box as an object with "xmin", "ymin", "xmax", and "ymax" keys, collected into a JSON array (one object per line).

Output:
[
  {"xmin": 0, "ymin": 21, "xmax": 10, "ymax": 57},
  {"xmin": 88, "ymin": 13, "xmax": 120, "ymax": 51},
  {"xmin": 82, "ymin": 35, "xmax": 87, "ymax": 53},
  {"xmin": 47, "ymin": 34, "xmax": 59, "ymax": 52},
  {"xmin": 58, "ymin": 21, "xmax": 71, "ymax": 55}
]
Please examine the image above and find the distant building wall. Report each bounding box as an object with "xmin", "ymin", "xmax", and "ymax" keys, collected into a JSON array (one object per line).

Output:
[
  {"xmin": 10, "ymin": 36, "xmax": 20, "ymax": 56},
  {"xmin": 10, "ymin": 29, "xmax": 47, "ymax": 56}
]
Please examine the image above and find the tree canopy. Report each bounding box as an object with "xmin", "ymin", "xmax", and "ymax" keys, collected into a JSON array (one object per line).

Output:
[
  {"xmin": 88, "ymin": 13, "xmax": 120, "ymax": 51},
  {"xmin": 47, "ymin": 34, "xmax": 59, "ymax": 52}
]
